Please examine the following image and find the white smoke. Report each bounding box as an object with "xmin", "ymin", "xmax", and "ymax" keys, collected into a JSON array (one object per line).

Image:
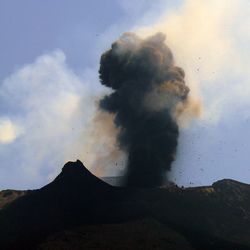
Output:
[
  {"xmin": 0, "ymin": 50, "xmax": 122, "ymax": 189},
  {"xmin": 135, "ymin": 0, "xmax": 250, "ymax": 186}
]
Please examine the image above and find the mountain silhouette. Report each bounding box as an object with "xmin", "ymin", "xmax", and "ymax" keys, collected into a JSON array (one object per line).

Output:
[{"xmin": 1, "ymin": 160, "xmax": 250, "ymax": 250}]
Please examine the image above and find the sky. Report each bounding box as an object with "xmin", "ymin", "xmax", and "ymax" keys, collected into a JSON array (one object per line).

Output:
[{"xmin": 1, "ymin": 0, "xmax": 250, "ymax": 189}]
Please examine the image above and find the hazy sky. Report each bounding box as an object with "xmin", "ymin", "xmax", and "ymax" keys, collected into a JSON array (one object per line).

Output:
[{"xmin": 1, "ymin": 0, "xmax": 250, "ymax": 189}]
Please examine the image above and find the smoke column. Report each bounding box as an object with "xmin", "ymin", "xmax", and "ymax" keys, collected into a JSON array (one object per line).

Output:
[{"xmin": 99, "ymin": 32, "xmax": 190, "ymax": 187}]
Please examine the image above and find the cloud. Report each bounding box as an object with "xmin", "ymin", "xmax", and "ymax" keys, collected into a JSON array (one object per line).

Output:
[{"xmin": 0, "ymin": 118, "xmax": 22, "ymax": 144}]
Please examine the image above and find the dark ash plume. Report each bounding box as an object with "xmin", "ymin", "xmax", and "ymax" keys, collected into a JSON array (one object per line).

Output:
[{"xmin": 99, "ymin": 32, "xmax": 189, "ymax": 187}]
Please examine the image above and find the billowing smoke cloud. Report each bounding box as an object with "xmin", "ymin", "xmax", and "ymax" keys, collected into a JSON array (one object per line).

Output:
[{"xmin": 99, "ymin": 32, "xmax": 191, "ymax": 187}]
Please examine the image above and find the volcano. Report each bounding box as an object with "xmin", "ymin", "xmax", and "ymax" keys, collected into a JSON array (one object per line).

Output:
[{"xmin": 1, "ymin": 160, "xmax": 250, "ymax": 250}]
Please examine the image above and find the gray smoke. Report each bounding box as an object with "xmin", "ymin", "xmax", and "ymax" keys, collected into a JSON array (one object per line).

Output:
[{"xmin": 99, "ymin": 32, "xmax": 189, "ymax": 187}]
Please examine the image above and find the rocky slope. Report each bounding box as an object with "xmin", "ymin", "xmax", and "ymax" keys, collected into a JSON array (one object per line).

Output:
[
  {"xmin": 1, "ymin": 160, "xmax": 250, "ymax": 250},
  {"xmin": 37, "ymin": 218, "xmax": 195, "ymax": 250},
  {"xmin": 0, "ymin": 189, "xmax": 28, "ymax": 209}
]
